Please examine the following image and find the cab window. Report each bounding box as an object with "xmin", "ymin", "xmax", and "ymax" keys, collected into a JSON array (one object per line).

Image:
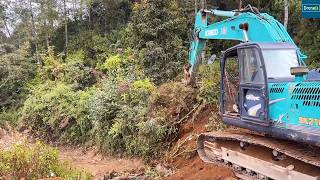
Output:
[{"xmin": 239, "ymin": 48, "xmax": 264, "ymax": 84}]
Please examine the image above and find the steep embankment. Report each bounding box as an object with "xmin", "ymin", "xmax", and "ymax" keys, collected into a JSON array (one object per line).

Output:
[{"xmin": 164, "ymin": 105, "xmax": 235, "ymax": 180}]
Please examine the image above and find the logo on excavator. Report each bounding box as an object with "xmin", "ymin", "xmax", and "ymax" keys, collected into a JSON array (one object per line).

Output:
[
  {"xmin": 299, "ymin": 117, "xmax": 320, "ymax": 126},
  {"xmin": 205, "ymin": 29, "xmax": 219, "ymax": 36},
  {"xmin": 246, "ymin": 94, "xmax": 260, "ymax": 101}
]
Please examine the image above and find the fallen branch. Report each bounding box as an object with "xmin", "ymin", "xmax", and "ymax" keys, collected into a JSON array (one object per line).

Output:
[
  {"xmin": 167, "ymin": 134, "xmax": 194, "ymax": 160},
  {"xmin": 172, "ymin": 148, "xmax": 197, "ymax": 159},
  {"xmin": 173, "ymin": 103, "xmax": 201, "ymax": 126}
]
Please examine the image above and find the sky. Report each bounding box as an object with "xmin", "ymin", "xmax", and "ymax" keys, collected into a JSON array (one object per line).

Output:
[{"xmin": 0, "ymin": 0, "xmax": 85, "ymax": 37}]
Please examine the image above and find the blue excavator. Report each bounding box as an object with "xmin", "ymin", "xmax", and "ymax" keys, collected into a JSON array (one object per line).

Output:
[{"xmin": 188, "ymin": 4, "xmax": 320, "ymax": 180}]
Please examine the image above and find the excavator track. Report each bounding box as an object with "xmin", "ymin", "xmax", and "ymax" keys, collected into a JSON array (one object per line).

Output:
[{"xmin": 197, "ymin": 131, "xmax": 320, "ymax": 180}]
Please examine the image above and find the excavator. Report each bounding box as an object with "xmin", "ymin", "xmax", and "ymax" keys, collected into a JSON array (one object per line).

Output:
[{"xmin": 187, "ymin": 3, "xmax": 320, "ymax": 180}]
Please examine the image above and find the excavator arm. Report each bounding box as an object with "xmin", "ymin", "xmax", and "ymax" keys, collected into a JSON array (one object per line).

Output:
[{"xmin": 188, "ymin": 8, "xmax": 306, "ymax": 83}]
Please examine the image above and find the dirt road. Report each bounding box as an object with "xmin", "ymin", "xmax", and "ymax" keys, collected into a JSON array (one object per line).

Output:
[
  {"xmin": 0, "ymin": 130, "xmax": 144, "ymax": 179},
  {"xmin": 0, "ymin": 105, "xmax": 235, "ymax": 180}
]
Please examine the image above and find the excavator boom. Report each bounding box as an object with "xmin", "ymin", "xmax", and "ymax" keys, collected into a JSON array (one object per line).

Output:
[{"xmin": 188, "ymin": 8, "xmax": 306, "ymax": 83}]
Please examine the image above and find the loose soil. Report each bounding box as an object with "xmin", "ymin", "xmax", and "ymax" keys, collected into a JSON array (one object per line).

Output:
[
  {"xmin": 165, "ymin": 156, "xmax": 235, "ymax": 180},
  {"xmin": 164, "ymin": 106, "xmax": 235, "ymax": 180}
]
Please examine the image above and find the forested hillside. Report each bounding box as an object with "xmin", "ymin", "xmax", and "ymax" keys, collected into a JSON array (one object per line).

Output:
[{"xmin": 0, "ymin": 0, "xmax": 320, "ymax": 178}]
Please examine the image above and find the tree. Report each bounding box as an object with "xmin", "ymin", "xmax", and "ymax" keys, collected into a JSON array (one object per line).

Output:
[
  {"xmin": 38, "ymin": 0, "xmax": 59, "ymax": 49},
  {"xmin": 0, "ymin": 3, "xmax": 11, "ymax": 37},
  {"xmin": 63, "ymin": 0, "xmax": 68, "ymax": 55},
  {"xmin": 284, "ymin": 0, "xmax": 288, "ymax": 29},
  {"xmin": 129, "ymin": 0, "xmax": 189, "ymax": 84}
]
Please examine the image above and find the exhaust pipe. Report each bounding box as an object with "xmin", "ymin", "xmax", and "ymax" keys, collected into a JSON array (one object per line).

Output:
[{"xmin": 290, "ymin": 66, "xmax": 309, "ymax": 82}]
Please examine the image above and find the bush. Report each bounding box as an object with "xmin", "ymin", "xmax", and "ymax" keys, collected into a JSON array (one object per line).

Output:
[
  {"xmin": 89, "ymin": 78, "xmax": 157, "ymax": 157},
  {"xmin": 64, "ymin": 50, "xmax": 96, "ymax": 89},
  {"xmin": 0, "ymin": 110, "xmax": 21, "ymax": 129},
  {"xmin": 101, "ymin": 55, "xmax": 122, "ymax": 71},
  {"xmin": 197, "ymin": 63, "xmax": 220, "ymax": 105},
  {"xmin": 0, "ymin": 43, "xmax": 36, "ymax": 109},
  {"xmin": 21, "ymin": 82, "xmax": 94, "ymax": 143},
  {"xmin": 0, "ymin": 142, "xmax": 92, "ymax": 179},
  {"xmin": 40, "ymin": 48, "xmax": 96, "ymax": 89},
  {"xmin": 40, "ymin": 47, "xmax": 65, "ymax": 81},
  {"xmin": 88, "ymin": 79, "xmax": 194, "ymax": 160},
  {"xmin": 98, "ymin": 49, "xmax": 144, "ymax": 81},
  {"xmin": 124, "ymin": 79, "xmax": 156, "ymax": 106},
  {"xmin": 123, "ymin": 82, "xmax": 195, "ymax": 159}
]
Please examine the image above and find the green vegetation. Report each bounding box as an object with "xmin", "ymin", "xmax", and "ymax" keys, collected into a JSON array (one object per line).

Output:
[
  {"xmin": 0, "ymin": 0, "xmax": 319, "ymax": 176},
  {"xmin": 0, "ymin": 142, "xmax": 92, "ymax": 179}
]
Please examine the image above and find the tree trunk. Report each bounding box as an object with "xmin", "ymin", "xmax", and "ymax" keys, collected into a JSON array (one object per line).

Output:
[
  {"xmin": 195, "ymin": 0, "xmax": 197, "ymax": 14},
  {"xmin": 201, "ymin": 0, "xmax": 205, "ymax": 9},
  {"xmin": 238, "ymin": 0, "xmax": 242, "ymax": 10},
  {"xmin": 2, "ymin": 18, "xmax": 11, "ymax": 37},
  {"xmin": 45, "ymin": 25, "xmax": 50, "ymax": 50},
  {"xmin": 201, "ymin": 50, "xmax": 206, "ymax": 64},
  {"xmin": 284, "ymin": 0, "xmax": 289, "ymax": 29},
  {"xmin": 28, "ymin": 0, "xmax": 40, "ymax": 64},
  {"xmin": 63, "ymin": 0, "xmax": 68, "ymax": 56},
  {"xmin": 79, "ymin": 0, "xmax": 83, "ymax": 20},
  {"xmin": 42, "ymin": 2, "xmax": 50, "ymax": 50}
]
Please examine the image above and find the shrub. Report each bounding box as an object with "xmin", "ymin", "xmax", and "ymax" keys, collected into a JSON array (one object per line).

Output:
[
  {"xmin": 87, "ymin": 79, "xmax": 193, "ymax": 160},
  {"xmin": 40, "ymin": 47, "xmax": 65, "ymax": 81},
  {"xmin": 88, "ymin": 78, "xmax": 154, "ymax": 156},
  {"xmin": 99, "ymin": 49, "xmax": 144, "ymax": 81},
  {"xmin": 102, "ymin": 55, "xmax": 122, "ymax": 72},
  {"xmin": 0, "ymin": 110, "xmax": 21, "ymax": 128},
  {"xmin": 197, "ymin": 63, "xmax": 220, "ymax": 104},
  {"xmin": 21, "ymin": 82, "xmax": 94, "ymax": 143},
  {"xmin": 0, "ymin": 142, "xmax": 92, "ymax": 179},
  {"xmin": 64, "ymin": 50, "xmax": 96, "ymax": 89},
  {"xmin": 125, "ymin": 79, "xmax": 156, "ymax": 107},
  {"xmin": 0, "ymin": 43, "xmax": 36, "ymax": 109},
  {"xmin": 40, "ymin": 49, "xmax": 96, "ymax": 89}
]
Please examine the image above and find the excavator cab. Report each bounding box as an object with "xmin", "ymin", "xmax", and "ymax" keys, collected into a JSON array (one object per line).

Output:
[
  {"xmin": 198, "ymin": 42, "xmax": 320, "ymax": 179},
  {"xmin": 220, "ymin": 42, "xmax": 300, "ymax": 127}
]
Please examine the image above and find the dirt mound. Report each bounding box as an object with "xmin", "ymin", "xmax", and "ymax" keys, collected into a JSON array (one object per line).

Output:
[
  {"xmin": 165, "ymin": 105, "xmax": 235, "ymax": 179},
  {"xmin": 165, "ymin": 156, "xmax": 235, "ymax": 180}
]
